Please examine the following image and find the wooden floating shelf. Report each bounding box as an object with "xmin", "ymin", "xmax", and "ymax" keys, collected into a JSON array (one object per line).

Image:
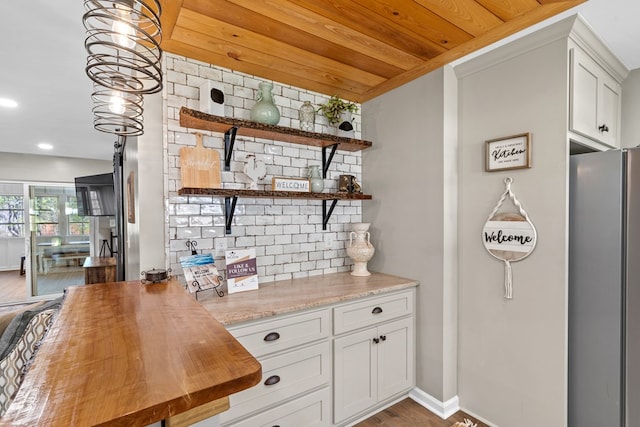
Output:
[
  {"xmin": 178, "ymin": 188, "xmax": 372, "ymax": 200},
  {"xmin": 179, "ymin": 107, "xmax": 372, "ymax": 152}
]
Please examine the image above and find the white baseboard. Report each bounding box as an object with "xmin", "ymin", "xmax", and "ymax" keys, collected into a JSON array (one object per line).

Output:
[
  {"xmin": 409, "ymin": 388, "xmax": 498, "ymax": 427},
  {"xmin": 409, "ymin": 387, "xmax": 460, "ymax": 419}
]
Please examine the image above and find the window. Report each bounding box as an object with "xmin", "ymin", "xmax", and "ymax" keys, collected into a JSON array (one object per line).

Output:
[
  {"xmin": 66, "ymin": 196, "xmax": 90, "ymax": 236},
  {"xmin": 34, "ymin": 196, "xmax": 59, "ymax": 236},
  {"xmin": 0, "ymin": 195, "xmax": 24, "ymax": 237}
]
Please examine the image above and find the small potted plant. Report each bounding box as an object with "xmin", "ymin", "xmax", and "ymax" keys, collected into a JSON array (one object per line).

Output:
[{"xmin": 317, "ymin": 95, "xmax": 359, "ymax": 137}]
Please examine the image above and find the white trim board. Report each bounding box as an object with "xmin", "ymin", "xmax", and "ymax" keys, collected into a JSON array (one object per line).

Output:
[{"xmin": 409, "ymin": 388, "xmax": 498, "ymax": 427}]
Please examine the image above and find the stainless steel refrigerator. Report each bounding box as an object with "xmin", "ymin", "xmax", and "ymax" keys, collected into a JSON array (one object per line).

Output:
[{"xmin": 569, "ymin": 148, "xmax": 640, "ymax": 427}]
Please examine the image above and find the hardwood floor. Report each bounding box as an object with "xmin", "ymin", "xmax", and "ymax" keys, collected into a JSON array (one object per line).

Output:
[
  {"xmin": 0, "ymin": 269, "xmax": 83, "ymax": 306},
  {"xmin": 0, "ymin": 270, "xmax": 27, "ymax": 304},
  {"xmin": 356, "ymin": 399, "xmax": 489, "ymax": 427}
]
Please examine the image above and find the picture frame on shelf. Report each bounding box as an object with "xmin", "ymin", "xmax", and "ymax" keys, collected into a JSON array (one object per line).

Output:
[{"xmin": 485, "ymin": 133, "xmax": 531, "ymax": 172}]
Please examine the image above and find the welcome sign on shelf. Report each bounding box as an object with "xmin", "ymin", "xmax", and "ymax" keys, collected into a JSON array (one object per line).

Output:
[{"xmin": 225, "ymin": 248, "xmax": 259, "ymax": 294}]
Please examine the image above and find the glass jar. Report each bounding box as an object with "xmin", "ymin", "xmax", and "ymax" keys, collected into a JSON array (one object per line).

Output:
[{"xmin": 299, "ymin": 101, "xmax": 315, "ymax": 131}]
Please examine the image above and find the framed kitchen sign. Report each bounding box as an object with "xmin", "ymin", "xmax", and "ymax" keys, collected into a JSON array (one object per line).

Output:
[{"xmin": 485, "ymin": 133, "xmax": 531, "ymax": 172}]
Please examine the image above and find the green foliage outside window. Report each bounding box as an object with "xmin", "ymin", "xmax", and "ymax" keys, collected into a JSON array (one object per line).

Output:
[
  {"xmin": 67, "ymin": 196, "xmax": 90, "ymax": 235},
  {"xmin": 0, "ymin": 195, "xmax": 24, "ymax": 238},
  {"xmin": 34, "ymin": 196, "xmax": 59, "ymax": 236}
]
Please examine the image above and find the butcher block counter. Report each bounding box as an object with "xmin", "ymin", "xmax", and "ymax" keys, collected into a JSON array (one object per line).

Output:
[
  {"xmin": 0, "ymin": 280, "xmax": 262, "ymax": 426},
  {"xmin": 198, "ymin": 271, "xmax": 419, "ymax": 325}
]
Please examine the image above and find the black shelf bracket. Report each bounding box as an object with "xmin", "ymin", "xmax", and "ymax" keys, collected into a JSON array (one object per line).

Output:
[
  {"xmin": 322, "ymin": 144, "xmax": 338, "ymax": 178},
  {"xmin": 322, "ymin": 199, "xmax": 338, "ymax": 230},
  {"xmin": 224, "ymin": 196, "xmax": 238, "ymax": 234},
  {"xmin": 224, "ymin": 127, "xmax": 238, "ymax": 171}
]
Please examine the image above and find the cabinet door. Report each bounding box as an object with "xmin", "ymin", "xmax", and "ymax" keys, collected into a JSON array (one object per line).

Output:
[
  {"xmin": 598, "ymin": 73, "xmax": 621, "ymax": 148},
  {"xmin": 377, "ymin": 317, "xmax": 414, "ymax": 401},
  {"xmin": 570, "ymin": 48, "xmax": 621, "ymax": 148},
  {"xmin": 333, "ymin": 328, "xmax": 377, "ymax": 423}
]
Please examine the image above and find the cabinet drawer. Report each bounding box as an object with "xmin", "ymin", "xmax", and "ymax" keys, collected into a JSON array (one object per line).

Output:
[
  {"xmin": 333, "ymin": 290, "xmax": 414, "ymax": 335},
  {"xmin": 227, "ymin": 387, "xmax": 330, "ymax": 427},
  {"xmin": 228, "ymin": 309, "xmax": 330, "ymax": 357},
  {"xmin": 220, "ymin": 342, "xmax": 330, "ymax": 424}
]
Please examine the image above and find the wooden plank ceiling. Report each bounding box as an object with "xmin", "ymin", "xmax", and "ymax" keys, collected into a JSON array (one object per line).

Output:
[{"xmin": 159, "ymin": 0, "xmax": 586, "ymax": 102}]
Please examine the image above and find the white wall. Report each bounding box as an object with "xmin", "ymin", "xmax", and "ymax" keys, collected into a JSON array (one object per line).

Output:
[
  {"xmin": 361, "ymin": 67, "xmax": 459, "ymax": 404},
  {"xmin": 455, "ymin": 33, "xmax": 570, "ymax": 426},
  {"xmin": 622, "ymin": 68, "xmax": 640, "ymax": 148},
  {"xmin": 0, "ymin": 153, "xmax": 111, "ymax": 183}
]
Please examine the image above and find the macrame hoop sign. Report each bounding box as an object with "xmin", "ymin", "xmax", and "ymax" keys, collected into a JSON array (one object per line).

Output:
[{"xmin": 482, "ymin": 178, "xmax": 537, "ymax": 299}]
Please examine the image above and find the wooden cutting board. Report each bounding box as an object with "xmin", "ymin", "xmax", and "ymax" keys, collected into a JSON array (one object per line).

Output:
[{"xmin": 180, "ymin": 132, "xmax": 221, "ymax": 189}]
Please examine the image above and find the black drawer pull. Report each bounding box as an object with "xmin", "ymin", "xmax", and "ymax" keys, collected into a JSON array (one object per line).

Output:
[
  {"xmin": 372, "ymin": 306, "xmax": 383, "ymax": 314},
  {"xmin": 380, "ymin": 335, "xmax": 387, "ymax": 341},
  {"xmin": 264, "ymin": 332, "xmax": 280, "ymax": 342},
  {"xmin": 373, "ymin": 337, "xmax": 380, "ymax": 344},
  {"xmin": 264, "ymin": 375, "xmax": 281, "ymax": 386}
]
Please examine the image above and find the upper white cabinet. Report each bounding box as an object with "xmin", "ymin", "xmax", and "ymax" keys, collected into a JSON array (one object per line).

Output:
[
  {"xmin": 568, "ymin": 15, "xmax": 628, "ymax": 151},
  {"xmin": 569, "ymin": 47, "xmax": 622, "ymax": 148}
]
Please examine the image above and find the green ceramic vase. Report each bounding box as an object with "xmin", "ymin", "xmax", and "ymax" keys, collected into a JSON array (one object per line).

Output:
[{"xmin": 250, "ymin": 82, "xmax": 280, "ymax": 125}]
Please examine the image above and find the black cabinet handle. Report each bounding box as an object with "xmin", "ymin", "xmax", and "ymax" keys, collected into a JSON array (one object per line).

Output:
[
  {"xmin": 372, "ymin": 306, "xmax": 383, "ymax": 314},
  {"xmin": 373, "ymin": 337, "xmax": 380, "ymax": 344},
  {"xmin": 264, "ymin": 332, "xmax": 280, "ymax": 342},
  {"xmin": 264, "ymin": 375, "xmax": 281, "ymax": 386},
  {"xmin": 599, "ymin": 124, "xmax": 609, "ymax": 133},
  {"xmin": 380, "ymin": 335, "xmax": 387, "ymax": 341}
]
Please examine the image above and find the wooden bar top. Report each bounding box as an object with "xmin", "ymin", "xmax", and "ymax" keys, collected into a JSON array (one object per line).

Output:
[
  {"xmin": 198, "ymin": 271, "xmax": 419, "ymax": 326},
  {"xmin": 1, "ymin": 281, "xmax": 262, "ymax": 426}
]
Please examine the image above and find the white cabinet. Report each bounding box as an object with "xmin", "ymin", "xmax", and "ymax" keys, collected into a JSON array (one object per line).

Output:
[
  {"xmin": 569, "ymin": 46, "xmax": 622, "ymax": 148},
  {"xmin": 332, "ymin": 290, "xmax": 415, "ymax": 425},
  {"xmin": 222, "ymin": 309, "xmax": 331, "ymax": 426},
  {"xmin": 221, "ymin": 287, "xmax": 416, "ymax": 427}
]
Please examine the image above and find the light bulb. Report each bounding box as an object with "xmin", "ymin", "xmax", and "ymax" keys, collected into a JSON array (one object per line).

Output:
[
  {"xmin": 111, "ymin": 10, "xmax": 136, "ymax": 49},
  {"xmin": 109, "ymin": 91, "xmax": 126, "ymax": 114}
]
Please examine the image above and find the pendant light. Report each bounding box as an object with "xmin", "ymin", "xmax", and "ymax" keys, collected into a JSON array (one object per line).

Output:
[{"xmin": 83, "ymin": 0, "xmax": 162, "ymax": 136}]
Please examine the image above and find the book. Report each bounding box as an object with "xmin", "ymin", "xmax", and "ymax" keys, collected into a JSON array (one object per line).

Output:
[
  {"xmin": 225, "ymin": 248, "xmax": 259, "ymax": 294},
  {"xmin": 180, "ymin": 253, "xmax": 222, "ymax": 294}
]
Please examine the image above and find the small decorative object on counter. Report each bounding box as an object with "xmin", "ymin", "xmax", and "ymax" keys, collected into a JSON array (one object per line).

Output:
[
  {"xmin": 243, "ymin": 154, "xmax": 267, "ymax": 190},
  {"xmin": 308, "ymin": 165, "xmax": 324, "ymax": 192},
  {"xmin": 482, "ymin": 177, "xmax": 537, "ymax": 299},
  {"xmin": 250, "ymin": 81, "xmax": 280, "ymax": 125},
  {"xmin": 347, "ymin": 223, "xmax": 375, "ymax": 276},
  {"xmin": 180, "ymin": 252, "xmax": 224, "ymax": 298},
  {"xmin": 141, "ymin": 268, "xmax": 171, "ymax": 284},
  {"xmin": 298, "ymin": 100, "xmax": 315, "ymax": 131},
  {"xmin": 338, "ymin": 174, "xmax": 362, "ymax": 193}
]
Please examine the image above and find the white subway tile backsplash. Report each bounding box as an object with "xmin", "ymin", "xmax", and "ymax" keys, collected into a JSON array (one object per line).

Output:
[{"xmin": 165, "ymin": 53, "xmax": 363, "ymax": 285}]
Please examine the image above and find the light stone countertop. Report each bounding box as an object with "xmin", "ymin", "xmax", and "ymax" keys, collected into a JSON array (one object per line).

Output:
[{"xmin": 196, "ymin": 271, "xmax": 419, "ymax": 326}]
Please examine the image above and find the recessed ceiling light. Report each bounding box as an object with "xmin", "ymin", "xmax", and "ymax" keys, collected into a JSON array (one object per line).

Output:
[
  {"xmin": 38, "ymin": 143, "xmax": 54, "ymax": 150},
  {"xmin": 0, "ymin": 98, "xmax": 18, "ymax": 108}
]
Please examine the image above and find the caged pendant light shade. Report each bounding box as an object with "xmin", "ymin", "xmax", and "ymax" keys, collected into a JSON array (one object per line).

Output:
[
  {"xmin": 83, "ymin": 0, "xmax": 162, "ymax": 136},
  {"xmin": 91, "ymin": 80, "xmax": 144, "ymax": 136},
  {"xmin": 83, "ymin": 0, "xmax": 162, "ymax": 94}
]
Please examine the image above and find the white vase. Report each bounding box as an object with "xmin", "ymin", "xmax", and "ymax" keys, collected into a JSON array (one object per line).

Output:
[{"xmin": 346, "ymin": 223, "xmax": 375, "ymax": 276}]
